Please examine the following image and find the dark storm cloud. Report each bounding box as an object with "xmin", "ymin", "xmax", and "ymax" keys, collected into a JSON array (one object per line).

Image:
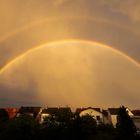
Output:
[{"xmin": 0, "ymin": 77, "xmax": 39, "ymax": 107}]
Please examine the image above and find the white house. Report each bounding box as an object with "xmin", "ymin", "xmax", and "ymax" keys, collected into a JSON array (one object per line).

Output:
[
  {"xmin": 76, "ymin": 107, "xmax": 104, "ymax": 125},
  {"xmin": 102, "ymin": 109, "xmax": 110, "ymax": 125},
  {"xmin": 131, "ymin": 110, "xmax": 140, "ymax": 133},
  {"xmin": 108, "ymin": 107, "xmax": 134, "ymax": 127}
]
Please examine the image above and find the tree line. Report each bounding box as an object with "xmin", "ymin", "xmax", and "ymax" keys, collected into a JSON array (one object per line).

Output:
[{"xmin": 0, "ymin": 106, "xmax": 139, "ymax": 140}]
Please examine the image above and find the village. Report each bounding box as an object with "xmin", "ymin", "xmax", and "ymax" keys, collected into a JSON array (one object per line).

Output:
[{"xmin": 1, "ymin": 106, "xmax": 140, "ymax": 130}]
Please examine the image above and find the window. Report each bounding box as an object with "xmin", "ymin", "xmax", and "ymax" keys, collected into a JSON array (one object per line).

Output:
[{"xmin": 96, "ymin": 116, "xmax": 100, "ymax": 120}]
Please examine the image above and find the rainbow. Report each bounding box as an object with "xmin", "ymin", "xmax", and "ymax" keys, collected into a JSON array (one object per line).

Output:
[
  {"xmin": 0, "ymin": 16, "xmax": 140, "ymax": 73},
  {"xmin": 0, "ymin": 16, "xmax": 140, "ymax": 43},
  {"xmin": 0, "ymin": 39, "xmax": 140, "ymax": 74}
]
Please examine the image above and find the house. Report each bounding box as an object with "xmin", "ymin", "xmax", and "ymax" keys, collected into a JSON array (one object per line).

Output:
[
  {"xmin": 108, "ymin": 107, "xmax": 134, "ymax": 127},
  {"xmin": 17, "ymin": 106, "xmax": 42, "ymax": 121},
  {"xmin": 132, "ymin": 110, "xmax": 140, "ymax": 116},
  {"xmin": 40, "ymin": 107, "xmax": 59, "ymax": 123},
  {"xmin": 56, "ymin": 107, "xmax": 73, "ymax": 122},
  {"xmin": 131, "ymin": 110, "xmax": 140, "ymax": 132},
  {"xmin": 102, "ymin": 109, "xmax": 110, "ymax": 124},
  {"xmin": 5, "ymin": 108, "xmax": 19, "ymax": 119},
  {"xmin": 40, "ymin": 107, "xmax": 72, "ymax": 123},
  {"xmin": 76, "ymin": 107, "xmax": 104, "ymax": 125}
]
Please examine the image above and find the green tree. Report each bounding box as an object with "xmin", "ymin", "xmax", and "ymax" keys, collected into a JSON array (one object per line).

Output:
[{"xmin": 116, "ymin": 106, "xmax": 137, "ymax": 139}]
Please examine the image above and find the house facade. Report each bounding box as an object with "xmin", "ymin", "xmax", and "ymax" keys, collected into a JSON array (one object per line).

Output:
[
  {"xmin": 76, "ymin": 107, "xmax": 104, "ymax": 125},
  {"xmin": 108, "ymin": 107, "xmax": 134, "ymax": 127},
  {"xmin": 17, "ymin": 106, "xmax": 42, "ymax": 122},
  {"xmin": 40, "ymin": 107, "xmax": 58, "ymax": 123},
  {"xmin": 131, "ymin": 110, "xmax": 140, "ymax": 132},
  {"xmin": 102, "ymin": 109, "xmax": 110, "ymax": 124},
  {"xmin": 40, "ymin": 107, "xmax": 72, "ymax": 123}
]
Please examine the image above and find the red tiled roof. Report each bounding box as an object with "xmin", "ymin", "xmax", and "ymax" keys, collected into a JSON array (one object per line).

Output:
[{"xmin": 5, "ymin": 108, "xmax": 19, "ymax": 119}]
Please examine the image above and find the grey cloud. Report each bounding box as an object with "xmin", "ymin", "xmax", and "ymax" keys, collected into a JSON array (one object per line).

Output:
[
  {"xmin": 0, "ymin": 0, "xmax": 140, "ymax": 108},
  {"xmin": 0, "ymin": 41, "xmax": 140, "ymax": 108}
]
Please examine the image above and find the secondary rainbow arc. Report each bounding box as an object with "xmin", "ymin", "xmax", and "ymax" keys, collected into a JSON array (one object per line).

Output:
[{"xmin": 0, "ymin": 17, "xmax": 140, "ymax": 71}]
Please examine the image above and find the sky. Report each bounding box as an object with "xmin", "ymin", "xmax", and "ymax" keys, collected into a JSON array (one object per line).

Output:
[{"xmin": 0, "ymin": 0, "xmax": 140, "ymax": 109}]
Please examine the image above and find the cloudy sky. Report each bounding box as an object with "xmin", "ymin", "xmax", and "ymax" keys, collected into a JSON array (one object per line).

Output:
[{"xmin": 0, "ymin": 0, "xmax": 140, "ymax": 109}]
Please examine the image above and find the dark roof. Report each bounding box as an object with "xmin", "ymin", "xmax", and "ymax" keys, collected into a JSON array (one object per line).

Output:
[
  {"xmin": 57, "ymin": 107, "xmax": 72, "ymax": 115},
  {"xmin": 42, "ymin": 107, "xmax": 72, "ymax": 115},
  {"xmin": 92, "ymin": 108, "xmax": 101, "ymax": 112},
  {"xmin": 108, "ymin": 108, "xmax": 120, "ymax": 115},
  {"xmin": 58, "ymin": 107, "xmax": 72, "ymax": 112},
  {"xmin": 132, "ymin": 110, "xmax": 140, "ymax": 116},
  {"xmin": 18, "ymin": 106, "xmax": 41, "ymax": 114},
  {"xmin": 42, "ymin": 108, "xmax": 59, "ymax": 114},
  {"xmin": 102, "ymin": 110, "xmax": 108, "ymax": 116}
]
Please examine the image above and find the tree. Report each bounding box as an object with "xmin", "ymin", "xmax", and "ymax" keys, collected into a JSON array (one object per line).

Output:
[
  {"xmin": 116, "ymin": 106, "xmax": 137, "ymax": 139},
  {"xmin": 0, "ymin": 109, "xmax": 9, "ymax": 122},
  {"xmin": 71, "ymin": 114, "xmax": 97, "ymax": 140},
  {"xmin": 0, "ymin": 114, "xmax": 40, "ymax": 140},
  {"xmin": 0, "ymin": 109, "xmax": 9, "ymax": 135},
  {"xmin": 96, "ymin": 124, "xmax": 116, "ymax": 140}
]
